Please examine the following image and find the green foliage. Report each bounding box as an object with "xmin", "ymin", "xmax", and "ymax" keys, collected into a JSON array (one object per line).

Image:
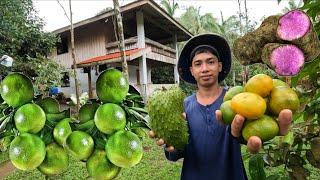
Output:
[
  {"xmin": 160, "ymin": 0, "xmax": 179, "ymax": 17},
  {"xmin": 29, "ymin": 56, "xmax": 65, "ymax": 94},
  {"xmin": 249, "ymin": 154, "xmax": 266, "ymax": 180},
  {"xmin": 0, "ymin": 0, "xmax": 62, "ymax": 90},
  {"xmin": 151, "ymin": 66, "xmax": 174, "ymax": 84}
]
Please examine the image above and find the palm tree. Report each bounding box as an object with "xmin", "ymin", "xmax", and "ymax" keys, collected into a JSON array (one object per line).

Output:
[
  {"xmin": 96, "ymin": 7, "xmax": 113, "ymax": 15},
  {"xmin": 160, "ymin": 0, "xmax": 179, "ymax": 17},
  {"xmin": 178, "ymin": 6, "xmax": 223, "ymax": 35},
  {"xmin": 282, "ymin": 0, "xmax": 303, "ymax": 13}
]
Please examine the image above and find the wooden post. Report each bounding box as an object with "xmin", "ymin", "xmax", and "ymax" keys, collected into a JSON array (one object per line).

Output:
[
  {"xmin": 88, "ymin": 68, "xmax": 92, "ymax": 99},
  {"xmin": 136, "ymin": 11, "xmax": 148, "ymax": 100},
  {"xmin": 173, "ymin": 33, "xmax": 180, "ymax": 84}
]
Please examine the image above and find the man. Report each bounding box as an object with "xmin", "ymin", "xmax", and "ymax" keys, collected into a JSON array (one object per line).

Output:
[{"xmin": 149, "ymin": 33, "xmax": 292, "ymax": 180}]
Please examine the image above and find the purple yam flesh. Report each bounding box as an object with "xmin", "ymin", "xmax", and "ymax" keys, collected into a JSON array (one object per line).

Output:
[
  {"xmin": 277, "ymin": 10, "xmax": 310, "ymax": 41},
  {"xmin": 270, "ymin": 44, "xmax": 304, "ymax": 76}
]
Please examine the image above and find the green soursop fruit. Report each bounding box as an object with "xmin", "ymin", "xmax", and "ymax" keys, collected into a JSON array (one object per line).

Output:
[{"xmin": 147, "ymin": 86, "xmax": 189, "ymax": 150}]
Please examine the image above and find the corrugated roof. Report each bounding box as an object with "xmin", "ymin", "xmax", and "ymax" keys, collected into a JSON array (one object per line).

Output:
[{"xmin": 76, "ymin": 48, "xmax": 144, "ymax": 67}]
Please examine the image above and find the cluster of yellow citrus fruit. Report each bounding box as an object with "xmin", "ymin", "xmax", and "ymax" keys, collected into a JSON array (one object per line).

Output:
[{"xmin": 220, "ymin": 74, "xmax": 300, "ymax": 142}]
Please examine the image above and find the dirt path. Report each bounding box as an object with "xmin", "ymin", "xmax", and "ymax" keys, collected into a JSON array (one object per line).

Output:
[{"xmin": 0, "ymin": 160, "xmax": 16, "ymax": 179}]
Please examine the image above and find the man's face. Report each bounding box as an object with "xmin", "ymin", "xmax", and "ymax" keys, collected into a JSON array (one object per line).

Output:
[{"xmin": 190, "ymin": 52, "xmax": 222, "ymax": 88}]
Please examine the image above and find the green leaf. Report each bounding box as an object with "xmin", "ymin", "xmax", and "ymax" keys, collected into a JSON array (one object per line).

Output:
[
  {"xmin": 291, "ymin": 58, "xmax": 319, "ymax": 87},
  {"xmin": 249, "ymin": 154, "xmax": 266, "ymax": 180},
  {"xmin": 282, "ymin": 131, "xmax": 294, "ymax": 146},
  {"xmin": 76, "ymin": 120, "xmax": 95, "ymax": 131},
  {"xmin": 266, "ymin": 174, "xmax": 280, "ymax": 180},
  {"xmin": 129, "ymin": 106, "xmax": 148, "ymax": 114}
]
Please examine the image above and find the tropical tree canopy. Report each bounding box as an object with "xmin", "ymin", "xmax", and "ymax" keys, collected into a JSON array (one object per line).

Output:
[{"xmin": 0, "ymin": 0, "xmax": 64, "ymax": 91}]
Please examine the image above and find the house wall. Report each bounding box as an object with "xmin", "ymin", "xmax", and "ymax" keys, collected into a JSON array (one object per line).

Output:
[{"xmin": 52, "ymin": 22, "xmax": 112, "ymax": 68}]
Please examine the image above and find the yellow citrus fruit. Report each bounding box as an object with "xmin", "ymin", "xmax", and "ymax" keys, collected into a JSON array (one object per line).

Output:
[
  {"xmin": 0, "ymin": 73, "xmax": 34, "ymax": 108},
  {"xmin": 9, "ymin": 133, "xmax": 46, "ymax": 170},
  {"xmin": 65, "ymin": 131, "xmax": 94, "ymax": 161},
  {"xmin": 86, "ymin": 150, "xmax": 121, "ymax": 180},
  {"xmin": 106, "ymin": 130, "xmax": 143, "ymax": 168},
  {"xmin": 269, "ymin": 86, "xmax": 300, "ymax": 115},
  {"xmin": 245, "ymin": 74, "xmax": 273, "ymax": 97},
  {"xmin": 231, "ymin": 92, "xmax": 266, "ymax": 120},
  {"xmin": 96, "ymin": 68, "xmax": 129, "ymax": 103},
  {"xmin": 38, "ymin": 143, "xmax": 69, "ymax": 175},
  {"xmin": 14, "ymin": 103, "xmax": 46, "ymax": 133}
]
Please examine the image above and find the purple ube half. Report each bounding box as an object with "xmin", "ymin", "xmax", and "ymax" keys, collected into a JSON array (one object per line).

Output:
[
  {"xmin": 270, "ymin": 44, "xmax": 305, "ymax": 76},
  {"xmin": 277, "ymin": 10, "xmax": 310, "ymax": 41}
]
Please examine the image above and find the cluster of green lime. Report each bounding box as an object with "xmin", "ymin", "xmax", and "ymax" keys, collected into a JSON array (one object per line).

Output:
[
  {"xmin": 220, "ymin": 74, "xmax": 299, "ymax": 142},
  {"xmin": 0, "ymin": 69, "xmax": 148, "ymax": 179}
]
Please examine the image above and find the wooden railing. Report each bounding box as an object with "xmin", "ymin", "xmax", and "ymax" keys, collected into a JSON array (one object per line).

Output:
[{"xmin": 105, "ymin": 36, "xmax": 176, "ymax": 58}]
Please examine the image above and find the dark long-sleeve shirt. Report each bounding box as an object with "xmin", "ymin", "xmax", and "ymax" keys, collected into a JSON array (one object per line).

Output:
[{"xmin": 165, "ymin": 89, "xmax": 247, "ymax": 180}]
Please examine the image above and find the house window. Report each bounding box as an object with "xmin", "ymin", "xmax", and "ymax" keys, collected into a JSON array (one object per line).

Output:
[
  {"xmin": 57, "ymin": 37, "xmax": 68, "ymax": 55},
  {"xmin": 61, "ymin": 72, "xmax": 70, "ymax": 87}
]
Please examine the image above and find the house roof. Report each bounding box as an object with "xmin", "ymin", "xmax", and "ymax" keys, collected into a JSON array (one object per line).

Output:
[
  {"xmin": 76, "ymin": 47, "xmax": 152, "ymax": 68},
  {"xmin": 52, "ymin": 0, "xmax": 192, "ymax": 43}
]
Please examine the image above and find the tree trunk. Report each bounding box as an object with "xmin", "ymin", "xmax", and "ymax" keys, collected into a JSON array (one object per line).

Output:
[
  {"xmin": 244, "ymin": 0, "xmax": 249, "ymax": 32},
  {"xmin": 237, "ymin": 0, "xmax": 243, "ymax": 35},
  {"xmin": 233, "ymin": 71, "xmax": 236, "ymax": 86},
  {"xmin": 113, "ymin": 0, "xmax": 129, "ymax": 78},
  {"xmin": 69, "ymin": 0, "xmax": 80, "ymax": 114}
]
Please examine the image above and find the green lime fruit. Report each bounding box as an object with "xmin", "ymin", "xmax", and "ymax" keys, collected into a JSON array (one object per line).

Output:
[
  {"xmin": 65, "ymin": 131, "xmax": 94, "ymax": 161},
  {"xmin": 273, "ymin": 79, "xmax": 289, "ymax": 88},
  {"xmin": 94, "ymin": 103, "xmax": 126, "ymax": 134},
  {"xmin": 14, "ymin": 103, "xmax": 46, "ymax": 133},
  {"xmin": 38, "ymin": 143, "xmax": 69, "ymax": 175},
  {"xmin": 106, "ymin": 130, "xmax": 143, "ymax": 168},
  {"xmin": 86, "ymin": 150, "xmax": 121, "ymax": 180},
  {"xmin": 53, "ymin": 118, "xmax": 72, "ymax": 146},
  {"xmin": 220, "ymin": 100, "xmax": 236, "ymax": 124},
  {"xmin": 9, "ymin": 133, "xmax": 46, "ymax": 170},
  {"xmin": 242, "ymin": 115, "xmax": 279, "ymax": 141},
  {"xmin": 37, "ymin": 97, "xmax": 60, "ymax": 114},
  {"xmin": 223, "ymin": 86, "xmax": 244, "ymax": 102},
  {"xmin": 0, "ymin": 73, "xmax": 34, "ymax": 108},
  {"xmin": 96, "ymin": 69, "xmax": 129, "ymax": 103},
  {"xmin": 79, "ymin": 103, "xmax": 100, "ymax": 123}
]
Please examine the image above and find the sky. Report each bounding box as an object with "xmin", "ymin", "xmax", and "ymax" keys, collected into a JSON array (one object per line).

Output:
[{"xmin": 32, "ymin": 0, "xmax": 296, "ymax": 32}]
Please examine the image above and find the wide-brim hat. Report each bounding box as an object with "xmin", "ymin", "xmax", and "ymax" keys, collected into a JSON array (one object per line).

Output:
[{"xmin": 178, "ymin": 33, "xmax": 231, "ymax": 84}]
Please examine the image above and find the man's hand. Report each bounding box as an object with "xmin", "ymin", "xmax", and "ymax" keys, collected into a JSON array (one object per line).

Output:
[
  {"xmin": 148, "ymin": 130, "xmax": 176, "ymax": 152},
  {"xmin": 215, "ymin": 109, "xmax": 292, "ymax": 154},
  {"xmin": 148, "ymin": 113, "xmax": 186, "ymax": 153}
]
